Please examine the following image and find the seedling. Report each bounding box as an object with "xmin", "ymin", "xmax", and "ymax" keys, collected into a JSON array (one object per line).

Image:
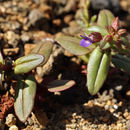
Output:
[
  {"xmin": 0, "ymin": 39, "xmax": 75, "ymax": 122},
  {"xmin": 56, "ymin": 6, "xmax": 130, "ymax": 95}
]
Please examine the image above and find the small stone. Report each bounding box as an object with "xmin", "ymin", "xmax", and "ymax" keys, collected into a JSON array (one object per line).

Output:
[
  {"xmin": 9, "ymin": 86, "xmax": 15, "ymax": 96},
  {"xmin": 113, "ymin": 104, "xmax": 118, "ymax": 109},
  {"xmin": 117, "ymin": 123, "xmax": 122, "ymax": 127},
  {"xmin": 126, "ymin": 120, "xmax": 130, "ymax": 129},
  {"xmin": 28, "ymin": 9, "xmax": 45, "ymax": 25},
  {"xmin": 118, "ymin": 101, "xmax": 123, "ymax": 106},
  {"xmin": 126, "ymin": 115, "xmax": 130, "ymax": 120},
  {"xmin": 3, "ymin": 48, "xmax": 19, "ymax": 56},
  {"xmin": 106, "ymin": 100, "xmax": 111, "ymax": 106},
  {"xmin": 67, "ymin": 123, "xmax": 76, "ymax": 129},
  {"xmin": 9, "ymin": 125, "xmax": 18, "ymax": 130},
  {"xmin": 5, "ymin": 31, "xmax": 20, "ymax": 47},
  {"xmin": 52, "ymin": 19, "xmax": 61, "ymax": 26},
  {"xmin": 5, "ymin": 114, "xmax": 16, "ymax": 127},
  {"xmin": 109, "ymin": 108, "xmax": 115, "ymax": 113},
  {"xmin": 105, "ymin": 105, "xmax": 109, "ymax": 110},
  {"xmin": 71, "ymin": 113, "xmax": 76, "ymax": 117},
  {"xmin": 87, "ymin": 101, "xmax": 94, "ymax": 107},
  {"xmin": 64, "ymin": 14, "xmax": 73, "ymax": 24},
  {"xmin": 71, "ymin": 119, "xmax": 76, "ymax": 123},
  {"xmin": 24, "ymin": 44, "xmax": 36, "ymax": 55},
  {"xmin": 21, "ymin": 33, "xmax": 31, "ymax": 42},
  {"xmin": 115, "ymin": 85, "xmax": 123, "ymax": 91},
  {"xmin": 120, "ymin": 0, "xmax": 130, "ymax": 13},
  {"xmin": 82, "ymin": 125, "xmax": 89, "ymax": 130},
  {"xmin": 123, "ymin": 112, "xmax": 129, "ymax": 118},
  {"xmin": 113, "ymin": 113, "xmax": 119, "ymax": 118},
  {"xmin": 11, "ymin": 21, "xmax": 21, "ymax": 30},
  {"xmin": 126, "ymin": 90, "xmax": 130, "ymax": 96},
  {"xmin": 27, "ymin": 117, "xmax": 33, "ymax": 126}
]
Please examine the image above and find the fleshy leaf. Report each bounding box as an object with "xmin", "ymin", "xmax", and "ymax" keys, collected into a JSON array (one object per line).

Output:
[
  {"xmin": 86, "ymin": 26, "xmax": 108, "ymax": 36},
  {"xmin": 56, "ymin": 35, "xmax": 95, "ymax": 56},
  {"xmin": 0, "ymin": 51, "xmax": 4, "ymax": 65},
  {"xmin": 112, "ymin": 54, "xmax": 130, "ymax": 73},
  {"xmin": 87, "ymin": 47, "xmax": 111, "ymax": 95},
  {"xmin": 90, "ymin": 15, "xmax": 97, "ymax": 24},
  {"xmin": 31, "ymin": 39, "xmax": 53, "ymax": 65},
  {"xmin": 100, "ymin": 42, "xmax": 111, "ymax": 50},
  {"xmin": 47, "ymin": 80, "xmax": 75, "ymax": 92},
  {"xmin": 14, "ymin": 75, "xmax": 36, "ymax": 122},
  {"xmin": 14, "ymin": 54, "xmax": 44, "ymax": 74},
  {"xmin": 97, "ymin": 9, "xmax": 114, "ymax": 27}
]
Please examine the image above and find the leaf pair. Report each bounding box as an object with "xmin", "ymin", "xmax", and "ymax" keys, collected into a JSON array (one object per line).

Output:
[
  {"xmin": 87, "ymin": 47, "xmax": 111, "ymax": 95},
  {"xmin": 14, "ymin": 40, "xmax": 53, "ymax": 122},
  {"xmin": 14, "ymin": 40, "xmax": 53, "ymax": 74},
  {"xmin": 14, "ymin": 40, "xmax": 76, "ymax": 122},
  {"xmin": 14, "ymin": 75, "xmax": 36, "ymax": 122},
  {"xmin": 55, "ymin": 9, "xmax": 114, "ymax": 96}
]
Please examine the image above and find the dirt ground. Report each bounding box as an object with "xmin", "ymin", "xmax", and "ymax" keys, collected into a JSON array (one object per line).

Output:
[{"xmin": 0, "ymin": 0, "xmax": 130, "ymax": 130}]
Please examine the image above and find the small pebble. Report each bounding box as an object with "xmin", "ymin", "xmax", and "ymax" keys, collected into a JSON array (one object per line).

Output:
[
  {"xmin": 5, "ymin": 114, "xmax": 16, "ymax": 127},
  {"xmin": 113, "ymin": 104, "xmax": 118, "ymax": 109},
  {"xmin": 9, "ymin": 125, "xmax": 18, "ymax": 130}
]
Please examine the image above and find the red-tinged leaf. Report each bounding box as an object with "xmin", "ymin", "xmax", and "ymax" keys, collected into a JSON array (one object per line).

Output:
[
  {"xmin": 56, "ymin": 35, "xmax": 94, "ymax": 56},
  {"xmin": 14, "ymin": 75, "xmax": 36, "ymax": 122},
  {"xmin": 14, "ymin": 54, "xmax": 44, "ymax": 74},
  {"xmin": 31, "ymin": 39, "xmax": 53, "ymax": 65},
  {"xmin": 97, "ymin": 9, "xmax": 114, "ymax": 27},
  {"xmin": 47, "ymin": 80, "xmax": 76, "ymax": 92},
  {"xmin": 86, "ymin": 26, "xmax": 108, "ymax": 36}
]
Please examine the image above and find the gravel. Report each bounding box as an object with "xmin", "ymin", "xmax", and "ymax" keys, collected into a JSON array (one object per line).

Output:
[{"xmin": 0, "ymin": 0, "xmax": 129, "ymax": 130}]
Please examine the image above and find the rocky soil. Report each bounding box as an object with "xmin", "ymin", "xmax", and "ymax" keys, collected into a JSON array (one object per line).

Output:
[{"xmin": 0, "ymin": 0, "xmax": 130, "ymax": 130}]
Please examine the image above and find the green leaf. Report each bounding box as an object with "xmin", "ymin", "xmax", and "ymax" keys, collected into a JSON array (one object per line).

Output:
[
  {"xmin": 31, "ymin": 39, "xmax": 53, "ymax": 65},
  {"xmin": 56, "ymin": 35, "xmax": 95, "ymax": 56},
  {"xmin": 87, "ymin": 47, "xmax": 111, "ymax": 95},
  {"xmin": 100, "ymin": 42, "xmax": 111, "ymax": 50},
  {"xmin": 14, "ymin": 75, "xmax": 36, "ymax": 122},
  {"xmin": 86, "ymin": 26, "xmax": 108, "ymax": 36},
  {"xmin": 47, "ymin": 80, "xmax": 75, "ymax": 92},
  {"xmin": 0, "ymin": 51, "xmax": 4, "ymax": 65},
  {"xmin": 90, "ymin": 15, "xmax": 97, "ymax": 24},
  {"xmin": 112, "ymin": 54, "xmax": 130, "ymax": 73},
  {"xmin": 14, "ymin": 54, "xmax": 44, "ymax": 74},
  {"xmin": 97, "ymin": 9, "xmax": 114, "ymax": 27}
]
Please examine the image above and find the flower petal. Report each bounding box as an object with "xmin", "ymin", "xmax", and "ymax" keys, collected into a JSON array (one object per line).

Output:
[
  {"xmin": 80, "ymin": 39, "xmax": 92, "ymax": 47},
  {"xmin": 80, "ymin": 35, "xmax": 90, "ymax": 40}
]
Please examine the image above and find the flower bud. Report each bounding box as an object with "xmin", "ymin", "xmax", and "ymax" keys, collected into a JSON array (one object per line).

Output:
[
  {"xmin": 112, "ymin": 17, "xmax": 119, "ymax": 31},
  {"xmin": 117, "ymin": 29, "xmax": 127, "ymax": 36},
  {"xmin": 114, "ymin": 34, "xmax": 120, "ymax": 39},
  {"xmin": 89, "ymin": 32, "xmax": 102, "ymax": 42},
  {"xmin": 103, "ymin": 35, "xmax": 113, "ymax": 42},
  {"xmin": 106, "ymin": 26, "xmax": 115, "ymax": 35}
]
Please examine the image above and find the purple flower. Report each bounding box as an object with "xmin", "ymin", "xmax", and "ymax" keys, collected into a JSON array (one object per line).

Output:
[{"xmin": 80, "ymin": 35, "xmax": 93, "ymax": 47}]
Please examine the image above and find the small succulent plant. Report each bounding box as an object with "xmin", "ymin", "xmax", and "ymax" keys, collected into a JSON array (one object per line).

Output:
[
  {"xmin": 0, "ymin": 39, "xmax": 75, "ymax": 122},
  {"xmin": 56, "ymin": 7, "xmax": 130, "ymax": 95}
]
